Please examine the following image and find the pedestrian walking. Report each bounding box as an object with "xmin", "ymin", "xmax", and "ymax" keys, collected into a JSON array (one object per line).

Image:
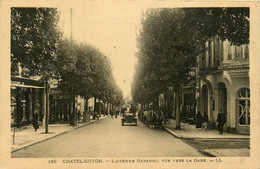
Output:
[
  {"xmin": 115, "ymin": 109, "xmax": 119, "ymax": 118},
  {"xmin": 111, "ymin": 111, "xmax": 113, "ymax": 118},
  {"xmin": 32, "ymin": 104, "xmax": 39, "ymax": 131},
  {"xmin": 70, "ymin": 113, "xmax": 75, "ymax": 125},
  {"xmin": 156, "ymin": 108, "xmax": 163, "ymax": 130},
  {"xmin": 77, "ymin": 110, "xmax": 81, "ymax": 122},
  {"xmin": 150, "ymin": 110, "xmax": 157, "ymax": 129},
  {"xmin": 196, "ymin": 111, "xmax": 202, "ymax": 128},
  {"xmin": 143, "ymin": 109, "xmax": 148, "ymax": 124},
  {"xmin": 202, "ymin": 112, "xmax": 209, "ymax": 130},
  {"xmin": 217, "ymin": 109, "xmax": 226, "ymax": 134}
]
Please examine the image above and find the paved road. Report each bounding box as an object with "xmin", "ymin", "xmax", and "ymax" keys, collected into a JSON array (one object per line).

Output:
[{"xmin": 12, "ymin": 117, "xmax": 204, "ymax": 158}]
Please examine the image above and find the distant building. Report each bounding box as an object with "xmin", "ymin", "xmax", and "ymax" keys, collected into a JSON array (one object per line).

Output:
[{"xmin": 196, "ymin": 38, "xmax": 250, "ymax": 134}]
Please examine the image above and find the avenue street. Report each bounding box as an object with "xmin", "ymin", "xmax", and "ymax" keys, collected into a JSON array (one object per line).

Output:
[
  {"xmin": 8, "ymin": 8, "xmax": 251, "ymax": 161},
  {"xmin": 12, "ymin": 117, "xmax": 204, "ymax": 158}
]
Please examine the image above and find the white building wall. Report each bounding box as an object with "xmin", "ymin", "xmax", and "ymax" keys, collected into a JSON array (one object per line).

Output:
[{"xmin": 196, "ymin": 38, "xmax": 249, "ymax": 133}]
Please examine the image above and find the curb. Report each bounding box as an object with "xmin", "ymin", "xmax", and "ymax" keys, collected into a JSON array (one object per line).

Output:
[
  {"xmin": 199, "ymin": 150, "xmax": 216, "ymax": 157},
  {"xmin": 163, "ymin": 127, "xmax": 183, "ymax": 138},
  {"xmin": 163, "ymin": 127, "xmax": 250, "ymax": 140},
  {"xmin": 11, "ymin": 116, "xmax": 108, "ymax": 153},
  {"xmin": 163, "ymin": 127, "xmax": 217, "ymax": 157}
]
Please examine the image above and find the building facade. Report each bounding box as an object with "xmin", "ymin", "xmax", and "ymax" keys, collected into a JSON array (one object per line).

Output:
[
  {"xmin": 11, "ymin": 76, "xmax": 45, "ymax": 127},
  {"xmin": 196, "ymin": 38, "xmax": 250, "ymax": 134}
]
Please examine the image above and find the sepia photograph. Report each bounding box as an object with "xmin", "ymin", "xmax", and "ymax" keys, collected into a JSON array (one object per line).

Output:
[{"xmin": 0, "ymin": 1, "xmax": 259, "ymax": 169}]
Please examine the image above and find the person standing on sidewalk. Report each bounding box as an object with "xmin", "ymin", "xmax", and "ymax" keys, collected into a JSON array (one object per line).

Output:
[
  {"xmin": 196, "ymin": 111, "xmax": 202, "ymax": 128},
  {"xmin": 217, "ymin": 109, "xmax": 226, "ymax": 135},
  {"xmin": 156, "ymin": 108, "xmax": 163, "ymax": 130},
  {"xmin": 111, "ymin": 110, "xmax": 113, "ymax": 119},
  {"xmin": 202, "ymin": 112, "xmax": 209, "ymax": 130},
  {"xmin": 32, "ymin": 103, "xmax": 40, "ymax": 131},
  {"xmin": 77, "ymin": 110, "xmax": 81, "ymax": 122}
]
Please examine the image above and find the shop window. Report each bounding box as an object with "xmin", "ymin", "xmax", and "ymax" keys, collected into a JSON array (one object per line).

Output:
[{"xmin": 238, "ymin": 88, "xmax": 250, "ymax": 126}]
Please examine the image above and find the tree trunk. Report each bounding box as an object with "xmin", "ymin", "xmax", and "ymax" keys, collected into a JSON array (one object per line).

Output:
[
  {"xmin": 60, "ymin": 99, "xmax": 63, "ymax": 121},
  {"xmin": 41, "ymin": 87, "xmax": 46, "ymax": 124},
  {"xmin": 94, "ymin": 97, "xmax": 97, "ymax": 113},
  {"xmin": 69, "ymin": 94, "xmax": 75, "ymax": 125},
  {"xmin": 112, "ymin": 103, "xmax": 114, "ymax": 115},
  {"xmin": 105, "ymin": 101, "xmax": 108, "ymax": 116},
  {"xmin": 83, "ymin": 97, "xmax": 89, "ymax": 122},
  {"xmin": 16, "ymin": 87, "xmax": 21, "ymax": 127},
  {"xmin": 109, "ymin": 102, "xmax": 111, "ymax": 115},
  {"xmin": 164, "ymin": 91, "xmax": 167, "ymax": 124},
  {"xmin": 175, "ymin": 91, "xmax": 181, "ymax": 129},
  {"xmin": 64, "ymin": 99, "xmax": 68, "ymax": 122},
  {"xmin": 98, "ymin": 99, "xmax": 101, "ymax": 117},
  {"xmin": 107, "ymin": 102, "xmax": 110, "ymax": 115},
  {"xmin": 110, "ymin": 102, "xmax": 113, "ymax": 116},
  {"xmin": 45, "ymin": 79, "xmax": 49, "ymax": 133},
  {"xmin": 28, "ymin": 88, "xmax": 32, "ymax": 122},
  {"xmin": 109, "ymin": 102, "xmax": 112, "ymax": 115},
  {"xmin": 156, "ymin": 96, "xmax": 159, "ymax": 108},
  {"xmin": 73, "ymin": 94, "xmax": 76, "ymax": 123},
  {"xmin": 93, "ymin": 97, "xmax": 97, "ymax": 119}
]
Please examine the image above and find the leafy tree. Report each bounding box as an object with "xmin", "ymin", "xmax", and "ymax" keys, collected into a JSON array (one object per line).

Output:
[
  {"xmin": 11, "ymin": 8, "xmax": 62, "ymax": 76},
  {"xmin": 11, "ymin": 7, "xmax": 124, "ymax": 126},
  {"xmin": 183, "ymin": 8, "xmax": 249, "ymax": 45},
  {"xmin": 132, "ymin": 8, "xmax": 249, "ymax": 128},
  {"xmin": 56, "ymin": 39, "xmax": 78, "ymax": 93},
  {"xmin": 11, "ymin": 7, "xmax": 62, "ymax": 132},
  {"xmin": 133, "ymin": 8, "xmax": 204, "ymax": 128},
  {"xmin": 57, "ymin": 39, "xmax": 123, "ymax": 120}
]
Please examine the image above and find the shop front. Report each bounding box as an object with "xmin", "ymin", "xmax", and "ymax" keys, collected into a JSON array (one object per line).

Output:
[{"xmin": 11, "ymin": 76, "xmax": 44, "ymax": 127}]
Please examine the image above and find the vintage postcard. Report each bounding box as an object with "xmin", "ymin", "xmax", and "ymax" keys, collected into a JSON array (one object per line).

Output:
[{"xmin": 0, "ymin": 0, "xmax": 259, "ymax": 169}]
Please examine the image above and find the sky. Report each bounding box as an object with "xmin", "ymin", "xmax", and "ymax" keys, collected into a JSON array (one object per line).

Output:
[{"xmin": 58, "ymin": 5, "xmax": 144, "ymax": 98}]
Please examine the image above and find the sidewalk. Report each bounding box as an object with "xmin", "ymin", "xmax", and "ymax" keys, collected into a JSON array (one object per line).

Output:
[
  {"xmin": 162, "ymin": 119, "xmax": 250, "ymax": 157},
  {"xmin": 11, "ymin": 115, "xmax": 108, "ymax": 153},
  {"xmin": 163, "ymin": 119, "xmax": 250, "ymax": 139},
  {"xmin": 201, "ymin": 148, "xmax": 250, "ymax": 157}
]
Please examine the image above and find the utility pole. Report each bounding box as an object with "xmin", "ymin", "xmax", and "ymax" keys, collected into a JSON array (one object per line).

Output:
[{"xmin": 45, "ymin": 78, "xmax": 49, "ymax": 133}]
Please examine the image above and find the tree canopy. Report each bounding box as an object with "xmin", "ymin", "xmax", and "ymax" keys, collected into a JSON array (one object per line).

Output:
[
  {"xmin": 183, "ymin": 8, "xmax": 249, "ymax": 46},
  {"xmin": 56, "ymin": 38, "xmax": 124, "ymax": 105},
  {"xmin": 11, "ymin": 7, "xmax": 124, "ymax": 106},
  {"xmin": 11, "ymin": 8, "xmax": 62, "ymax": 76},
  {"xmin": 132, "ymin": 7, "xmax": 249, "ymax": 104},
  {"xmin": 132, "ymin": 8, "xmax": 202, "ymax": 104}
]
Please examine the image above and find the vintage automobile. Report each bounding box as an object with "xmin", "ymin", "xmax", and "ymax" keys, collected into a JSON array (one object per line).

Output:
[{"xmin": 121, "ymin": 110, "xmax": 137, "ymax": 126}]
